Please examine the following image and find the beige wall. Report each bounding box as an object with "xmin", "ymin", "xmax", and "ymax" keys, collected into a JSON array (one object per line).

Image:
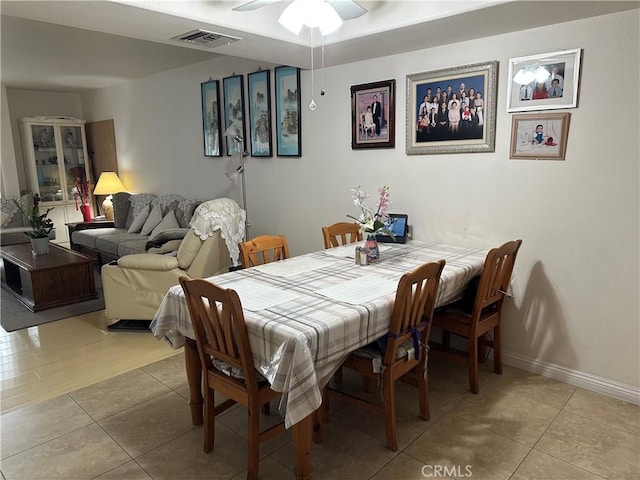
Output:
[{"xmin": 5, "ymin": 10, "xmax": 639, "ymax": 394}]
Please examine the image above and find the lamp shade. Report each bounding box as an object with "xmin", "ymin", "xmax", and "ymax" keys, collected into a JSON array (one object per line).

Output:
[
  {"xmin": 93, "ymin": 172, "xmax": 126, "ymax": 221},
  {"xmin": 93, "ymin": 172, "xmax": 126, "ymax": 195}
]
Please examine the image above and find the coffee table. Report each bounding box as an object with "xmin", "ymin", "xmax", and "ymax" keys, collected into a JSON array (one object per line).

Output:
[{"xmin": 0, "ymin": 243, "xmax": 97, "ymax": 312}]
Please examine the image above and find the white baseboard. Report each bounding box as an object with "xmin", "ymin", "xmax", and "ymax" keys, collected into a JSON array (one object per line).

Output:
[{"xmin": 502, "ymin": 350, "xmax": 640, "ymax": 406}]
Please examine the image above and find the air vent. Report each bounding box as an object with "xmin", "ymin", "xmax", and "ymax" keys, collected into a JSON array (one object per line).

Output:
[{"xmin": 171, "ymin": 29, "xmax": 241, "ymax": 49}]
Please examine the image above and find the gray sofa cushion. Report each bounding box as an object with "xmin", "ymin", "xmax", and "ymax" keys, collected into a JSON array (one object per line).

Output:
[
  {"xmin": 117, "ymin": 238, "xmax": 153, "ymax": 257},
  {"xmin": 112, "ymin": 192, "xmax": 132, "ymax": 229},
  {"xmin": 95, "ymin": 232, "xmax": 150, "ymax": 256},
  {"xmin": 73, "ymin": 228, "xmax": 123, "ymax": 249}
]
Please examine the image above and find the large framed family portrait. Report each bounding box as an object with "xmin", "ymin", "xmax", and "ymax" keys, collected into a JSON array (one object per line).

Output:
[
  {"xmin": 201, "ymin": 79, "xmax": 222, "ymax": 157},
  {"xmin": 351, "ymin": 79, "xmax": 396, "ymax": 149},
  {"xmin": 507, "ymin": 49, "xmax": 581, "ymax": 112},
  {"xmin": 406, "ymin": 60, "xmax": 498, "ymax": 155}
]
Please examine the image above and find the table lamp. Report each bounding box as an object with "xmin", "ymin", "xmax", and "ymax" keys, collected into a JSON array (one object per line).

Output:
[{"xmin": 93, "ymin": 172, "xmax": 126, "ymax": 221}]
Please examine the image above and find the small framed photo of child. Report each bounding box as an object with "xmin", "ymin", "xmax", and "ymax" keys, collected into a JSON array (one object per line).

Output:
[{"xmin": 510, "ymin": 112, "xmax": 571, "ymax": 160}]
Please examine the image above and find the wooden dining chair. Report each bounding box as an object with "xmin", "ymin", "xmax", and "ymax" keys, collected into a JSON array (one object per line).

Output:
[
  {"xmin": 239, "ymin": 234, "xmax": 290, "ymax": 268},
  {"xmin": 326, "ymin": 260, "xmax": 446, "ymax": 451},
  {"xmin": 429, "ymin": 239, "xmax": 522, "ymax": 394},
  {"xmin": 321, "ymin": 222, "xmax": 362, "ymax": 249},
  {"xmin": 178, "ymin": 277, "xmax": 285, "ymax": 480}
]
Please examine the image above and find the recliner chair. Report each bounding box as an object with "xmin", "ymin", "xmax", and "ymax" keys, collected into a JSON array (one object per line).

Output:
[{"xmin": 101, "ymin": 198, "xmax": 246, "ymax": 324}]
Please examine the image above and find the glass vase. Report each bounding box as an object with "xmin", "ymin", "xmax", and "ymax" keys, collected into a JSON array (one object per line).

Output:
[
  {"xmin": 79, "ymin": 204, "xmax": 92, "ymax": 222},
  {"xmin": 364, "ymin": 233, "xmax": 379, "ymax": 264}
]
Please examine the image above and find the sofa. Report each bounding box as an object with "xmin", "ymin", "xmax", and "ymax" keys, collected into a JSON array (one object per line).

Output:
[
  {"xmin": 102, "ymin": 198, "xmax": 246, "ymax": 321},
  {"xmin": 71, "ymin": 192, "xmax": 202, "ymax": 264},
  {"xmin": 1, "ymin": 194, "xmax": 56, "ymax": 245}
]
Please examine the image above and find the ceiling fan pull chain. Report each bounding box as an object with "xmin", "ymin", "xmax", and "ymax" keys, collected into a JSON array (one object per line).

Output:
[
  {"xmin": 321, "ymin": 35, "xmax": 325, "ymax": 96},
  {"xmin": 309, "ymin": 28, "xmax": 317, "ymax": 110}
]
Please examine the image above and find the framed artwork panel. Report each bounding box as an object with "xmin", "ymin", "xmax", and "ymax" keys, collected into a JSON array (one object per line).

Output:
[
  {"xmin": 247, "ymin": 69, "xmax": 272, "ymax": 157},
  {"xmin": 351, "ymin": 79, "xmax": 396, "ymax": 149},
  {"xmin": 406, "ymin": 60, "xmax": 498, "ymax": 155},
  {"xmin": 223, "ymin": 74, "xmax": 247, "ymax": 156},
  {"xmin": 274, "ymin": 66, "xmax": 301, "ymax": 157},
  {"xmin": 201, "ymin": 79, "xmax": 222, "ymax": 157},
  {"xmin": 509, "ymin": 112, "xmax": 571, "ymax": 160},
  {"xmin": 507, "ymin": 48, "xmax": 581, "ymax": 112}
]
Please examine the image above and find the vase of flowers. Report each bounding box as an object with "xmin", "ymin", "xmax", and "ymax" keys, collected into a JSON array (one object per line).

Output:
[
  {"xmin": 73, "ymin": 177, "xmax": 93, "ymax": 222},
  {"xmin": 13, "ymin": 194, "xmax": 55, "ymax": 255},
  {"xmin": 347, "ymin": 185, "xmax": 393, "ymax": 264}
]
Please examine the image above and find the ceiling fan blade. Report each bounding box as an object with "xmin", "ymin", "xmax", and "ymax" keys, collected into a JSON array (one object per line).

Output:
[
  {"xmin": 328, "ymin": 0, "xmax": 367, "ymax": 20},
  {"xmin": 232, "ymin": 0, "xmax": 279, "ymax": 12}
]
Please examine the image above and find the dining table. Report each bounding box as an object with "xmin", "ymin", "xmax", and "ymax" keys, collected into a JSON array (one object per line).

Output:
[{"xmin": 151, "ymin": 241, "xmax": 487, "ymax": 479}]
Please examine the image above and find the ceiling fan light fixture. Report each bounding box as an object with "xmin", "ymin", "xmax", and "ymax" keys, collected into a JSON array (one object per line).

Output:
[
  {"xmin": 278, "ymin": 0, "xmax": 306, "ymax": 34},
  {"xmin": 278, "ymin": 0, "xmax": 343, "ymax": 35},
  {"xmin": 316, "ymin": 3, "xmax": 343, "ymax": 35}
]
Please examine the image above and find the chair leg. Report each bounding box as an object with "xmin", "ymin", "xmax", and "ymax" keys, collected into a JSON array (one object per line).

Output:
[
  {"xmin": 493, "ymin": 325, "xmax": 502, "ymax": 375},
  {"xmin": 468, "ymin": 338, "xmax": 479, "ymax": 394},
  {"xmin": 382, "ymin": 371, "xmax": 398, "ymax": 451},
  {"xmin": 478, "ymin": 333, "xmax": 488, "ymax": 364},
  {"xmin": 203, "ymin": 389, "xmax": 215, "ymax": 453},
  {"xmin": 417, "ymin": 364, "xmax": 430, "ymax": 421},
  {"xmin": 261, "ymin": 402, "xmax": 271, "ymax": 415},
  {"xmin": 247, "ymin": 407, "xmax": 260, "ymax": 480}
]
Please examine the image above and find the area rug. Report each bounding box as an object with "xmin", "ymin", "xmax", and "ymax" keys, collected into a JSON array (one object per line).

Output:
[{"xmin": 0, "ymin": 269, "xmax": 105, "ymax": 332}]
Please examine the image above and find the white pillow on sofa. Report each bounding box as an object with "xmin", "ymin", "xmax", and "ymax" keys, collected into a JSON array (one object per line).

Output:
[
  {"xmin": 149, "ymin": 209, "xmax": 180, "ymax": 239},
  {"xmin": 127, "ymin": 204, "xmax": 150, "ymax": 233},
  {"xmin": 139, "ymin": 204, "xmax": 163, "ymax": 236}
]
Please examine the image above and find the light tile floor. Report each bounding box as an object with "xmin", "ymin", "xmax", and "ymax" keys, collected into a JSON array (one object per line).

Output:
[{"xmin": 1, "ymin": 355, "xmax": 638, "ymax": 480}]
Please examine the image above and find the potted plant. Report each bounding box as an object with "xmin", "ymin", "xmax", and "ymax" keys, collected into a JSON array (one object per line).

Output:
[{"xmin": 13, "ymin": 194, "xmax": 55, "ymax": 254}]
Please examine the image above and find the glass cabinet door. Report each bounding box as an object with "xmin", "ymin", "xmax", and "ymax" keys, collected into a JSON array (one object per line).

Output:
[
  {"xmin": 31, "ymin": 124, "xmax": 62, "ymax": 202},
  {"xmin": 61, "ymin": 125, "xmax": 86, "ymax": 201}
]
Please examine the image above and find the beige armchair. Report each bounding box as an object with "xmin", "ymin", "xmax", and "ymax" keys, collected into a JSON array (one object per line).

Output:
[{"xmin": 102, "ymin": 198, "xmax": 246, "ymax": 323}]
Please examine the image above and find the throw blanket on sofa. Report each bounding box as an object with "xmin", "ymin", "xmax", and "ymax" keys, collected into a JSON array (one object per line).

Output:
[{"xmin": 190, "ymin": 198, "xmax": 246, "ymax": 266}]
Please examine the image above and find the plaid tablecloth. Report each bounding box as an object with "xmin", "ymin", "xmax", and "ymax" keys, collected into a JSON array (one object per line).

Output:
[{"xmin": 151, "ymin": 242, "xmax": 486, "ymax": 428}]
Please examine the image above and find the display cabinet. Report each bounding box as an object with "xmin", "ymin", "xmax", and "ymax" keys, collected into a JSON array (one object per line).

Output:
[{"xmin": 19, "ymin": 117, "xmax": 94, "ymax": 245}]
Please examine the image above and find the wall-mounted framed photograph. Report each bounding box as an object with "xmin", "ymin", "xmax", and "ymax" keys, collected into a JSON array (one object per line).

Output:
[
  {"xmin": 201, "ymin": 79, "xmax": 222, "ymax": 157},
  {"xmin": 247, "ymin": 69, "xmax": 272, "ymax": 157},
  {"xmin": 223, "ymin": 74, "xmax": 246, "ymax": 156},
  {"xmin": 507, "ymin": 48, "xmax": 581, "ymax": 112},
  {"xmin": 509, "ymin": 112, "xmax": 571, "ymax": 160},
  {"xmin": 274, "ymin": 66, "xmax": 301, "ymax": 157},
  {"xmin": 406, "ymin": 60, "xmax": 498, "ymax": 155},
  {"xmin": 351, "ymin": 79, "xmax": 396, "ymax": 149}
]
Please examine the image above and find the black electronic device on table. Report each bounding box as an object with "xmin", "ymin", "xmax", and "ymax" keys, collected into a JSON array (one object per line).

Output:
[{"xmin": 376, "ymin": 213, "xmax": 408, "ymax": 244}]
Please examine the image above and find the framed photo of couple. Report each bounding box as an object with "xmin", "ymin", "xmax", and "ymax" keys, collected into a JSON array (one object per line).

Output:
[
  {"xmin": 507, "ymin": 49, "xmax": 581, "ymax": 112},
  {"xmin": 405, "ymin": 60, "xmax": 498, "ymax": 155},
  {"xmin": 351, "ymin": 79, "xmax": 396, "ymax": 149}
]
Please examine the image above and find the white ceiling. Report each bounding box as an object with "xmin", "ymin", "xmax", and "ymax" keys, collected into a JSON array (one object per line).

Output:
[{"xmin": 1, "ymin": 0, "xmax": 638, "ymax": 93}]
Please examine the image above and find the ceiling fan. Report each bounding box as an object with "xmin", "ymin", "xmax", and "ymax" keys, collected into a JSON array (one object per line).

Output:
[{"xmin": 233, "ymin": 0, "xmax": 368, "ymax": 22}]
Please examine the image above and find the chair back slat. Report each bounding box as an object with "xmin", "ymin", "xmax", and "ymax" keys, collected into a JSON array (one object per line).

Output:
[
  {"xmin": 384, "ymin": 260, "xmax": 445, "ymax": 365},
  {"xmin": 179, "ymin": 277, "xmax": 259, "ymax": 387},
  {"xmin": 322, "ymin": 222, "xmax": 362, "ymax": 249},
  {"xmin": 473, "ymin": 239, "xmax": 522, "ymax": 315},
  {"xmin": 239, "ymin": 235, "xmax": 290, "ymax": 268}
]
